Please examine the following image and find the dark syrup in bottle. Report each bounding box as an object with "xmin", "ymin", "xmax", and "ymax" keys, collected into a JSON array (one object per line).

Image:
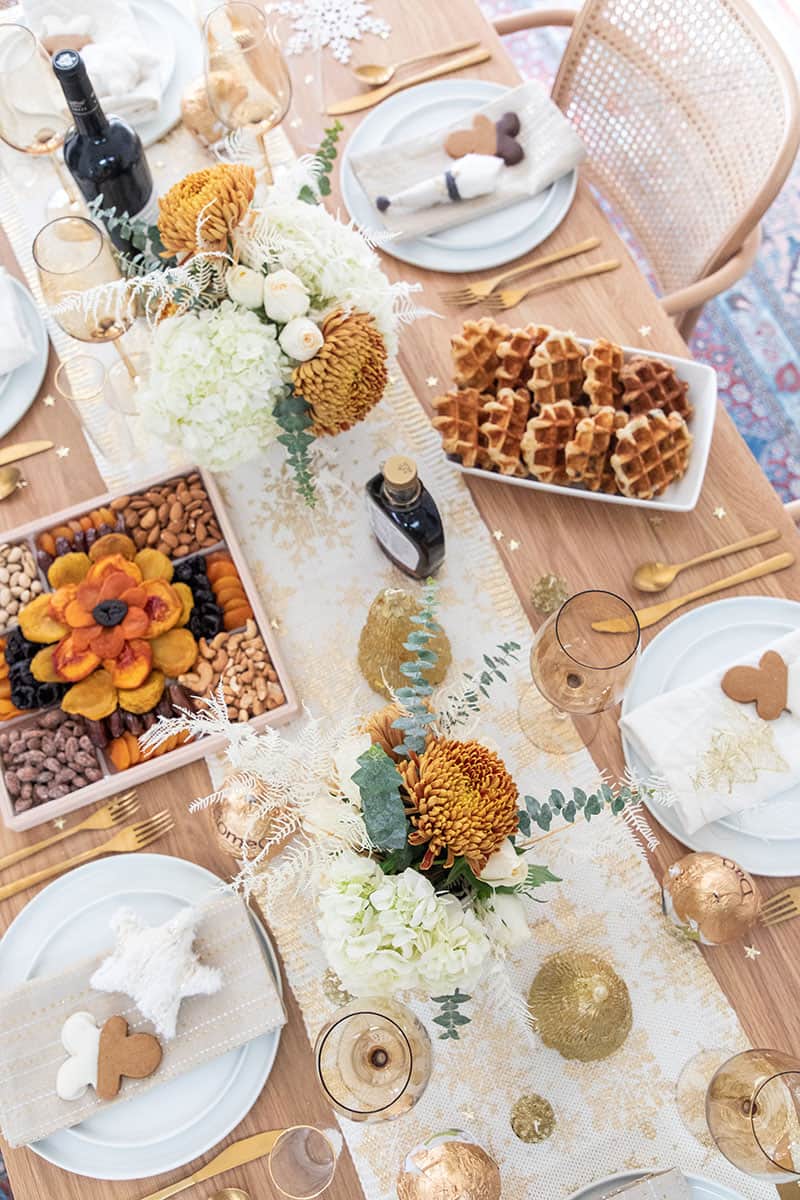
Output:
[{"xmin": 366, "ymin": 455, "xmax": 445, "ymax": 579}]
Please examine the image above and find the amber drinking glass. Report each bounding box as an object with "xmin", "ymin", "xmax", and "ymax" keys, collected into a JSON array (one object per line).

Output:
[
  {"xmin": 268, "ymin": 1126, "xmax": 338, "ymax": 1199},
  {"xmin": 706, "ymin": 1049, "xmax": 800, "ymax": 1181}
]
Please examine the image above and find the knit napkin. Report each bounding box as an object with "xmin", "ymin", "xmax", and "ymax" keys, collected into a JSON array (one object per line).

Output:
[{"xmin": 0, "ymin": 893, "xmax": 285, "ymax": 1147}]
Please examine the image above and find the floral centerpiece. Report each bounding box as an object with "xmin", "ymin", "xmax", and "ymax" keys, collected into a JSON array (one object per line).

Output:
[{"xmin": 141, "ymin": 583, "xmax": 644, "ymax": 1035}]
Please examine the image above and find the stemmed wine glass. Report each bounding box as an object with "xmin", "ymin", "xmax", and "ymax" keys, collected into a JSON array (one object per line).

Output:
[
  {"xmin": 203, "ymin": 1, "xmax": 292, "ymax": 182},
  {"xmin": 0, "ymin": 24, "xmax": 80, "ymax": 218},
  {"xmin": 706, "ymin": 1050, "xmax": 800, "ymax": 1181},
  {"xmin": 519, "ymin": 590, "xmax": 641, "ymax": 755}
]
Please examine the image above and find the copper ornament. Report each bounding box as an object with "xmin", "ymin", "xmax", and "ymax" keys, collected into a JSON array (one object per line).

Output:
[
  {"xmin": 528, "ymin": 951, "xmax": 632, "ymax": 1061},
  {"xmin": 208, "ymin": 788, "xmax": 291, "ymax": 861},
  {"xmin": 661, "ymin": 851, "xmax": 761, "ymax": 945},
  {"xmin": 357, "ymin": 588, "xmax": 451, "ymax": 700},
  {"xmin": 396, "ymin": 1132, "xmax": 501, "ymax": 1200}
]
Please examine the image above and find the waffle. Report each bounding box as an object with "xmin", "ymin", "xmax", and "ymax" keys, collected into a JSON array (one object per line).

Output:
[
  {"xmin": 611, "ymin": 410, "xmax": 693, "ymax": 499},
  {"xmin": 432, "ymin": 388, "xmax": 493, "ymax": 468},
  {"xmin": 565, "ymin": 406, "xmax": 627, "ymax": 491},
  {"xmin": 480, "ymin": 387, "xmax": 531, "ymax": 475},
  {"xmin": 582, "ymin": 338, "xmax": 625, "ymax": 411},
  {"xmin": 620, "ymin": 356, "xmax": 693, "ymax": 420},
  {"xmin": 495, "ymin": 324, "xmax": 551, "ymax": 390},
  {"xmin": 451, "ymin": 317, "xmax": 511, "ymax": 392},
  {"xmin": 520, "ymin": 399, "xmax": 578, "ymax": 485},
  {"xmin": 528, "ymin": 333, "xmax": 586, "ymax": 410}
]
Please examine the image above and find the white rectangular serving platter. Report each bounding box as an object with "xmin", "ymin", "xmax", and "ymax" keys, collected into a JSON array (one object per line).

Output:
[
  {"xmin": 0, "ymin": 468, "xmax": 299, "ymax": 833},
  {"xmin": 449, "ymin": 338, "xmax": 717, "ymax": 512}
]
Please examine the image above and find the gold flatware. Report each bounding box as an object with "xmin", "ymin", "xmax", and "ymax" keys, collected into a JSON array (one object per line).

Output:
[
  {"xmin": 138, "ymin": 1129, "xmax": 282, "ymax": 1200},
  {"xmin": 0, "ymin": 790, "xmax": 138, "ymax": 872},
  {"xmin": 484, "ymin": 258, "xmax": 621, "ymax": 311},
  {"xmin": 210, "ymin": 1191, "xmax": 250, "ymax": 1200},
  {"xmin": 0, "ymin": 439, "xmax": 54, "ymax": 467},
  {"xmin": 760, "ymin": 886, "xmax": 800, "ymax": 928},
  {"xmin": 353, "ymin": 39, "xmax": 480, "ymax": 87},
  {"xmin": 0, "ymin": 810, "xmax": 173, "ymax": 901},
  {"xmin": 0, "ymin": 467, "xmax": 20, "ymax": 500},
  {"xmin": 592, "ymin": 552, "xmax": 795, "ymax": 633},
  {"xmin": 327, "ymin": 47, "xmax": 492, "ymax": 114},
  {"xmin": 439, "ymin": 236, "xmax": 602, "ymax": 306},
  {"xmin": 633, "ymin": 528, "xmax": 781, "ymax": 592}
]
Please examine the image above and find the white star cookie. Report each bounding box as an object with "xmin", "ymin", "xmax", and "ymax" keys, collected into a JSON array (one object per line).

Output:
[{"xmin": 90, "ymin": 907, "xmax": 222, "ymax": 1040}]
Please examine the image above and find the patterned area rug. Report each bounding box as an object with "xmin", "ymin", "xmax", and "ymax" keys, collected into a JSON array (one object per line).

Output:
[{"xmin": 482, "ymin": 0, "xmax": 800, "ymax": 501}]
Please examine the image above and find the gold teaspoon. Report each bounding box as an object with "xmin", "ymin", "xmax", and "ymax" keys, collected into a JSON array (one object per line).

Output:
[
  {"xmin": 353, "ymin": 39, "xmax": 480, "ymax": 86},
  {"xmin": 633, "ymin": 528, "xmax": 781, "ymax": 592},
  {"xmin": 209, "ymin": 1191, "xmax": 250, "ymax": 1200},
  {"xmin": 0, "ymin": 467, "xmax": 21, "ymax": 500}
]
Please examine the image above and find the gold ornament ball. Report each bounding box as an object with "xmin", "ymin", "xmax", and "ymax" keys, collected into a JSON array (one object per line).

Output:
[
  {"xmin": 358, "ymin": 588, "xmax": 451, "ymax": 700},
  {"xmin": 528, "ymin": 951, "xmax": 632, "ymax": 1062},
  {"xmin": 396, "ymin": 1133, "xmax": 500, "ymax": 1200},
  {"xmin": 208, "ymin": 789, "xmax": 291, "ymax": 861},
  {"xmin": 180, "ymin": 77, "xmax": 230, "ymax": 148},
  {"xmin": 510, "ymin": 1093, "xmax": 556, "ymax": 1143},
  {"xmin": 661, "ymin": 852, "xmax": 761, "ymax": 945}
]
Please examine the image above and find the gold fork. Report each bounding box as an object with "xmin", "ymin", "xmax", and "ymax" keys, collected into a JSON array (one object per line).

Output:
[
  {"xmin": 0, "ymin": 791, "xmax": 139, "ymax": 872},
  {"xmin": 439, "ymin": 236, "xmax": 601, "ymax": 306},
  {"xmin": 760, "ymin": 887, "xmax": 800, "ymax": 928},
  {"xmin": 0, "ymin": 810, "xmax": 174, "ymax": 901},
  {"xmin": 485, "ymin": 258, "xmax": 621, "ymax": 312}
]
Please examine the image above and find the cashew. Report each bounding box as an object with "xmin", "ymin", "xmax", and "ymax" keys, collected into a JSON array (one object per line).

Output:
[
  {"xmin": 178, "ymin": 659, "xmax": 214, "ymax": 693},
  {"xmin": 212, "ymin": 650, "xmax": 229, "ymax": 673}
]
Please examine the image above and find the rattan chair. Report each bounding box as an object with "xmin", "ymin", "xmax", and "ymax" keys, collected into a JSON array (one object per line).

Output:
[{"xmin": 494, "ymin": 1, "xmax": 800, "ymax": 337}]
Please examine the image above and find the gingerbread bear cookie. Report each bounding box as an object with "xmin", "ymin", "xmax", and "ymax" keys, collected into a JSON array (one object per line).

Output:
[
  {"xmin": 57, "ymin": 1011, "xmax": 162, "ymax": 1102},
  {"xmin": 721, "ymin": 649, "xmax": 788, "ymax": 721},
  {"xmin": 444, "ymin": 111, "xmax": 524, "ymax": 165}
]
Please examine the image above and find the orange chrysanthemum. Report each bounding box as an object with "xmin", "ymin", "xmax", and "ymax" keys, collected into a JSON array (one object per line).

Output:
[
  {"xmin": 293, "ymin": 309, "xmax": 388, "ymax": 436},
  {"xmin": 158, "ymin": 163, "xmax": 256, "ymax": 259}
]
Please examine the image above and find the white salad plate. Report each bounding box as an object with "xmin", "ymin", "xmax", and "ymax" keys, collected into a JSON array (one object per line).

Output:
[
  {"xmin": 568, "ymin": 1170, "xmax": 746, "ymax": 1199},
  {"xmin": 0, "ymin": 277, "xmax": 49, "ymax": 439},
  {"xmin": 621, "ymin": 596, "xmax": 800, "ymax": 877},
  {"xmin": 131, "ymin": 0, "xmax": 203, "ymax": 148},
  {"xmin": 341, "ymin": 79, "xmax": 578, "ymax": 273},
  {"xmin": 0, "ymin": 853, "xmax": 282, "ymax": 1180}
]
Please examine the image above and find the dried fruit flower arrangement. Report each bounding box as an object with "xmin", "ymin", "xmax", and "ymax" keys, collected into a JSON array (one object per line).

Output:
[
  {"xmin": 142, "ymin": 583, "xmax": 644, "ymax": 1037},
  {"xmin": 70, "ymin": 129, "xmax": 425, "ymax": 504}
]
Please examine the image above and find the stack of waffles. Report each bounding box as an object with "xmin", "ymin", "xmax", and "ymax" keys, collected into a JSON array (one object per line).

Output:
[{"xmin": 432, "ymin": 320, "xmax": 694, "ymax": 500}]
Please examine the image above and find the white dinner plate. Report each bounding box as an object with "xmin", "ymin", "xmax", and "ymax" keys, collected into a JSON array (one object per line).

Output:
[
  {"xmin": 340, "ymin": 79, "xmax": 578, "ymax": 273},
  {"xmin": 621, "ymin": 596, "xmax": 800, "ymax": 877},
  {"xmin": 0, "ymin": 277, "xmax": 49, "ymax": 440},
  {"xmin": 0, "ymin": 853, "xmax": 282, "ymax": 1180},
  {"xmin": 131, "ymin": 0, "xmax": 203, "ymax": 148},
  {"xmin": 568, "ymin": 1170, "xmax": 746, "ymax": 1199}
]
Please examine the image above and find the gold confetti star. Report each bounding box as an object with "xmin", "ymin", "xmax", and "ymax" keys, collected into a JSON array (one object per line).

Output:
[
  {"xmin": 426, "ymin": 375, "xmax": 438, "ymax": 388},
  {"xmin": 42, "ymin": 394, "xmax": 55, "ymax": 407},
  {"xmin": 638, "ymin": 324, "xmax": 652, "ymax": 337},
  {"xmin": 509, "ymin": 539, "xmax": 520, "ymax": 551},
  {"xmin": 304, "ymin": 74, "xmax": 314, "ymax": 85},
  {"xmin": 56, "ymin": 445, "xmax": 70, "ymax": 458},
  {"xmin": 52, "ymin": 817, "xmax": 67, "ymax": 830},
  {"xmin": 270, "ymin": 617, "xmax": 282, "ymax": 631},
  {"xmin": 647, "ymin": 513, "xmax": 664, "ymax": 528},
  {"xmin": 15, "ymin": 479, "xmax": 28, "ymax": 490},
  {"xmin": 713, "ymin": 506, "xmax": 727, "ymax": 519},
  {"xmin": 493, "ymin": 529, "xmax": 504, "ymax": 541},
  {"xmin": 744, "ymin": 945, "xmax": 761, "ymax": 960}
]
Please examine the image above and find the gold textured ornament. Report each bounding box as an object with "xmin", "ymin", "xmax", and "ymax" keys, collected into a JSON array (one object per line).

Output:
[
  {"xmin": 293, "ymin": 309, "xmax": 388, "ymax": 436},
  {"xmin": 528, "ymin": 951, "xmax": 632, "ymax": 1061},
  {"xmin": 208, "ymin": 787, "xmax": 291, "ymax": 861},
  {"xmin": 357, "ymin": 588, "xmax": 451, "ymax": 700},
  {"xmin": 396, "ymin": 1131, "xmax": 501, "ymax": 1200},
  {"xmin": 510, "ymin": 1093, "xmax": 556, "ymax": 1143},
  {"xmin": 529, "ymin": 572, "xmax": 570, "ymax": 615},
  {"xmin": 661, "ymin": 852, "xmax": 761, "ymax": 945}
]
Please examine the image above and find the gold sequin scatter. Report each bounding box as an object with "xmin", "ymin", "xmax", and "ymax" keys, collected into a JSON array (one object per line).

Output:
[
  {"xmin": 293, "ymin": 309, "xmax": 388, "ymax": 436},
  {"xmin": 357, "ymin": 588, "xmax": 451, "ymax": 700},
  {"xmin": 396, "ymin": 1137, "xmax": 501, "ymax": 1200},
  {"xmin": 399, "ymin": 739, "xmax": 519, "ymax": 872},
  {"xmin": 529, "ymin": 572, "xmax": 570, "ymax": 615},
  {"xmin": 661, "ymin": 852, "xmax": 761, "ymax": 946},
  {"xmin": 157, "ymin": 164, "xmax": 256, "ymax": 258},
  {"xmin": 528, "ymin": 951, "xmax": 632, "ymax": 1061},
  {"xmin": 510, "ymin": 1094, "xmax": 556, "ymax": 1143},
  {"xmin": 322, "ymin": 969, "xmax": 352, "ymax": 1007}
]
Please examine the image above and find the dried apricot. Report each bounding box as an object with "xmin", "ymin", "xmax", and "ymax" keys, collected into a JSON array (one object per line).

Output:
[
  {"xmin": 0, "ymin": 679, "xmax": 10, "ymax": 699},
  {"xmin": 108, "ymin": 737, "xmax": 131, "ymax": 771},
  {"xmin": 94, "ymin": 506, "xmax": 115, "ymax": 528},
  {"xmin": 86, "ymin": 554, "xmax": 140, "ymax": 588},
  {"xmin": 207, "ymin": 562, "xmax": 237, "ymax": 584},
  {"xmin": 89, "ymin": 533, "xmax": 136, "ymax": 562},
  {"xmin": 53, "ymin": 635, "xmax": 102, "ymax": 682},
  {"xmin": 141, "ymin": 580, "xmax": 182, "ymax": 637},
  {"xmin": 223, "ymin": 606, "xmax": 252, "ymax": 631},
  {"xmin": 52, "ymin": 524, "xmax": 75, "ymax": 543},
  {"xmin": 217, "ymin": 586, "xmax": 246, "ymax": 607},
  {"xmin": 31, "ymin": 644, "xmax": 62, "ymax": 683},
  {"xmin": 0, "ymin": 698, "xmax": 20, "ymax": 714},
  {"xmin": 123, "ymin": 730, "xmax": 141, "ymax": 764},
  {"xmin": 150, "ymin": 628, "xmax": 198, "ymax": 676},
  {"xmin": 79, "ymin": 515, "xmax": 93, "ymax": 533},
  {"xmin": 47, "ymin": 552, "xmax": 92, "ymax": 589},
  {"xmin": 105, "ymin": 639, "xmax": 152, "ymax": 689},
  {"xmin": 174, "ymin": 582, "xmax": 194, "ymax": 626},
  {"xmin": 134, "ymin": 549, "xmax": 174, "ymax": 582},
  {"xmin": 62, "ymin": 668, "xmax": 118, "ymax": 720},
  {"xmin": 38, "ymin": 532, "xmax": 56, "ymax": 556},
  {"xmin": 19, "ymin": 594, "xmax": 69, "ymax": 644},
  {"xmin": 118, "ymin": 668, "xmax": 165, "ymax": 713}
]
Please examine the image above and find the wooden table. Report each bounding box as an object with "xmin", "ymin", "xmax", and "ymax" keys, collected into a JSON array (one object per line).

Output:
[{"xmin": 0, "ymin": 1, "xmax": 798, "ymax": 1198}]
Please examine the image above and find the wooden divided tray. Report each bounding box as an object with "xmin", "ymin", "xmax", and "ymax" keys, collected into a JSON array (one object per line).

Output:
[{"xmin": 0, "ymin": 468, "xmax": 298, "ymax": 832}]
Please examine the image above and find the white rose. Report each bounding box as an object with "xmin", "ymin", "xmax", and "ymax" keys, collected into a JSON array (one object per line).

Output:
[
  {"xmin": 226, "ymin": 264, "xmax": 264, "ymax": 309},
  {"xmin": 479, "ymin": 839, "xmax": 528, "ymax": 889},
  {"xmin": 484, "ymin": 894, "xmax": 531, "ymax": 948},
  {"xmin": 332, "ymin": 732, "xmax": 373, "ymax": 806},
  {"xmin": 279, "ymin": 316, "xmax": 324, "ymax": 362},
  {"xmin": 263, "ymin": 268, "xmax": 310, "ymax": 322}
]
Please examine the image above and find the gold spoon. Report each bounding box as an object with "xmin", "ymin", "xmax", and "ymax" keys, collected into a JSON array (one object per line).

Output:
[
  {"xmin": 353, "ymin": 39, "xmax": 480, "ymax": 87},
  {"xmin": 0, "ymin": 467, "xmax": 21, "ymax": 500},
  {"xmin": 633, "ymin": 528, "xmax": 781, "ymax": 592},
  {"xmin": 209, "ymin": 1191, "xmax": 250, "ymax": 1200}
]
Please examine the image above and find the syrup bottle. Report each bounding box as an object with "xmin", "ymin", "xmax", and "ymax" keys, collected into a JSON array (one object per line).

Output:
[{"xmin": 366, "ymin": 455, "xmax": 445, "ymax": 579}]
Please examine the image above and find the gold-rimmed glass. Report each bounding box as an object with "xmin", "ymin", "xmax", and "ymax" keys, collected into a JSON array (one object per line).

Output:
[
  {"xmin": 706, "ymin": 1050, "xmax": 800, "ymax": 1181},
  {"xmin": 0, "ymin": 24, "xmax": 79, "ymax": 216},
  {"xmin": 519, "ymin": 589, "xmax": 641, "ymax": 755},
  {"xmin": 268, "ymin": 1125, "xmax": 338, "ymax": 1199}
]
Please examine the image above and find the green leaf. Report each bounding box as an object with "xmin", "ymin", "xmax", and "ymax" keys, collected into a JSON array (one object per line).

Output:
[
  {"xmin": 352, "ymin": 745, "xmax": 408, "ymax": 850},
  {"xmin": 525, "ymin": 864, "xmax": 561, "ymax": 888},
  {"xmin": 274, "ymin": 390, "xmax": 317, "ymax": 506}
]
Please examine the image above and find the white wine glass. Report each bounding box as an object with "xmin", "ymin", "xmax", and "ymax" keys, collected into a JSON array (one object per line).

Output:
[{"xmin": 706, "ymin": 1049, "xmax": 800, "ymax": 1181}]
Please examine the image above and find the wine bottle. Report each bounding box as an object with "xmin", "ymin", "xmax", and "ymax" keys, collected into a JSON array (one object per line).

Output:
[{"xmin": 52, "ymin": 49, "xmax": 156, "ymax": 255}]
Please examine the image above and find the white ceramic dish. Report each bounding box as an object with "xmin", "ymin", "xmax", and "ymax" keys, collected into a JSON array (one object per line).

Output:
[
  {"xmin": 453, "ymin": 337, "xmax": 717, "ymax": 512},
  {"xmin": 621, "ymin": 596, "xmax": 800, "ymax": 876},
  {"xmin": 341, "ymin": 79, "xmax": 578, "ymax": 273},
  {"xmin": 0, "ymin": 278, "xmax": 49, "ymax": 440},
  {"xmin": 131, "ymin": 0, "xmax": 203, "ymax": 148},
  {"xmin": 0, "ymin": 853, "xmax": 282, "ymax": 1180},
  {"xmin": 568, "ymin": 1170, "xmax": 746, "ymax": 1199}
]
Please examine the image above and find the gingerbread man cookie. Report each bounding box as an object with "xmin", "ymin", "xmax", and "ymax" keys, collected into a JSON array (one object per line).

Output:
[
  {"xmin": 721, "ymin": 650, "xmax": 788, "ymax": 721},
  {"xmin": 57, "ymin": 1012, "xmax": 162, "ymax": 1102},
  {"xmin": 444, "ymin": 111, "xmax": 524, "ymax": 165}
]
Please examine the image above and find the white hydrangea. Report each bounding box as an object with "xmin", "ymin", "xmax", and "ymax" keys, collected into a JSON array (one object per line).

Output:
[
  {"xmin": 317, "ymin": 852, "xmax": 491, "ymax": 998},
  {"xmin": 138, "ymin": 301, "xmax": 289, "ymax": 472}
]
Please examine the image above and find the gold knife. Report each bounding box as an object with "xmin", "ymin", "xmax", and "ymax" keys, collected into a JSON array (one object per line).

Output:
[
  {"xmin": 0, "ymin": 440, "xmax": 53, "ymax": 467},
  {"xmin": 592, "ymin": 552, "xmax": 795, "ymax": 632},
  {"xmin": 138, "ymin": 1129, "xmax": 282, "ymax": 1200},
  {"xmin": 328, "ymin": 46, "xmax": 492, "ymax": 114}
]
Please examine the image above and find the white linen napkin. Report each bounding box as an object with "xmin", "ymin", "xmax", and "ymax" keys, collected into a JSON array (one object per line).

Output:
[
  {"xmin": 349, "ymin": 80, "xmax": 586, "ymax": 240},
  {"xmin": 22, "ymin": 0, "xmax": 170, "ymax": 122},
  {"xmin": 619, "ymin": 629, "xmax": 800, "ymax": 835},
  {"xmin": 0, "ymin": 271, "xmax": 36, "ymax": 377}
]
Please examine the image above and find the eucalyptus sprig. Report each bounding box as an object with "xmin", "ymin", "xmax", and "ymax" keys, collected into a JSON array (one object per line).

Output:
[
  {"xmin": 391, "ymin": 580, "xmax": 443, "ymax": 756},
  {"xmin": 438, "ymin": 641, "xmax": 521, "ymax": 732},
  {"xmin": 274, "ymin": 390, "xmax": 316, "ymax": 506},
  {"xmin": 431, "ymin": 990, "xmax": 471, "ymax": 1040},
  {"xmin": 298, "ymin": 120, "xmax": 344, "ymax": 204},
  {"xmin": 517, "ymin": 782, "xmax": 640, "ymax": 836},
  {"xmin": 88, "ymin": 197, "xmax": 174, "ymax": 273}
]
